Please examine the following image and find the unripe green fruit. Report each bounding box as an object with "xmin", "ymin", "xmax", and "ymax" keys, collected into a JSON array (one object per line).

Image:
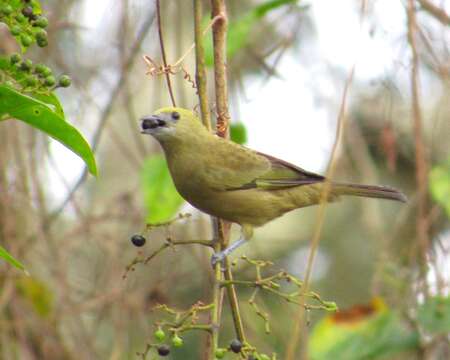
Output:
[
  {"xmin": 44, "ymin": 76, "xmax": 56, "ymax": 87},
  {"xmin": 58, "ymin": 75, "xmax": 71, "ymax": 88},
  {"xmin": 154, "ymin": 328, "xmax": 165, "ymax": 341},
  {"xmin": 171, "ymin": 334, "xmax": 183, "ymax": 347},
  {"xmin": 214, "ymin": 348, "xmax": 226, "ymax": 359},
  {"xmin": 20, "ymin": 34, "xmax": 32, "ymax": 47},
  {"xmin": 33, "ymin": 16, "xmax": 48, "ymax": 28},
  {"xmin": 10, "ymin": 25, "xmax": 21, "ymax": 36},
  {"xmin": 260, "ymin": 355, "xmax": 270, "ymax": 360},
  {"xmin": 16, "ymin": 14, "xmax": 26, "ymax": 23},
  {"xmin": 1, "ymin": 5, "xmax": 13, "ymax": 15}
]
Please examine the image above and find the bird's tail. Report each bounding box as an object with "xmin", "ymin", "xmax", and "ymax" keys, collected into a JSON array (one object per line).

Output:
[{"xmin": 332, "ymin": 182, "xmax": 407, "ymax": 203}]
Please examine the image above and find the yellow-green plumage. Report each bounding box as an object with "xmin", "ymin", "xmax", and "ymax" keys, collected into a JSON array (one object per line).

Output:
[{"xmin": 141, "ymin": 107, "xmax": 406, "ymax": 236}]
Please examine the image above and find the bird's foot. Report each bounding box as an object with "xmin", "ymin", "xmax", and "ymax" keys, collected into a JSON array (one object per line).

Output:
[
  {"xmin": 210, "ymin": 238, "xmax": 248, "ymax": 268},
  {"xmin": 210, "ymin": 251, "xmax": 226, "ymax": 268}
]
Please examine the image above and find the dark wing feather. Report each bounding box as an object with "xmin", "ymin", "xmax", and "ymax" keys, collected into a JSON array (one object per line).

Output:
[{"xmin": 226, "ymin": 151, "xmax": 325, "ymax": 191}]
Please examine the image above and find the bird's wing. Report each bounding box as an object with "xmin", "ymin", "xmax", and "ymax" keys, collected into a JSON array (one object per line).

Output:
[{"xmin": 206, "ymin": 138, "xmax": 325, "ymax": 191}]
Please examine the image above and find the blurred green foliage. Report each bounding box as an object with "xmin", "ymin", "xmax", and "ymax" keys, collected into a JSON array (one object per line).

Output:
[
  {"xmin": 417, "ymin": 296, "xmax": 450, "ymax": 335},
  {"xmin": 429, "ymin": 157, "xmax": 450, "ymax": 218},
  {"xmin": 309, "ymin": 299, "xmax": 419, "ymax": 360},
  {"xmin": 0, "ymin": 245, "xmax": 25, "ymax": 271},
  {"xmin": 140, "ymin": 155, "xmax": 184, "ymax": 223}
]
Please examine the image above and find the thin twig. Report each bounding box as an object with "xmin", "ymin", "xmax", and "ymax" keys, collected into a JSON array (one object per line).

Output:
[
  {"xmin": 156, "ymin": 0, "xmax": 176, "ymax": 107},
  {"xmin": 194, "ymin": 0, "xmax": 211, "ymax": 130},
  {"xmin": 407, "ymin": 0, "xmax": 430, "ymax": 295},
  {"xmin": 417, "ymin": 0, "xmax": 450, "ymax": 25}
]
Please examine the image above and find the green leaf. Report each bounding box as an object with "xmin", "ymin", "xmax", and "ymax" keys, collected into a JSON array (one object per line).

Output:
[
  {"xmin": 309, "ymin": 300, "xmax": 419, "ymax": 360},
  {"xmin": 204, "ymin": 0, "xmax": 298, "ymax": 66},
  {"xmin": 230, "ymin": 123, "xmax": 247, "ymax": 144},
  {"xmin": 140, "ymin": 155, "xmax": 184, "ymax": 223},
  {"xmin": 417, "ymin": 296, "xmax": 450, "ymax": 335},
  {"xmin": 429, "ymin": 158, "xmax": 450, "ymax": 218},
  {"xmin": 0, "ymin": 245, "xmax": 26, "ymax": 271},
  {"xmin": 0, "ymin": 84, "xmax": 97, "ymax": 176}
]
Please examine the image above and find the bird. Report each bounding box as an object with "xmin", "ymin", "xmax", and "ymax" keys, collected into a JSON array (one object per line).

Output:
[{"xmin": 140, "ymin": 107, "xmax": 406, "ymax": 264}]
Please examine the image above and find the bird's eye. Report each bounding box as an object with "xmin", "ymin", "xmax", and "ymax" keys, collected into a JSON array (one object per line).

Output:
[{"xmin": 171, "ymin": 111, "xmax": 180, "ymax": 120}]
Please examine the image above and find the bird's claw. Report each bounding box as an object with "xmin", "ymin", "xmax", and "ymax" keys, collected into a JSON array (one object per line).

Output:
[{"xmin": 211, "ymin": 252, "xmax": 226, "ymax": 268}]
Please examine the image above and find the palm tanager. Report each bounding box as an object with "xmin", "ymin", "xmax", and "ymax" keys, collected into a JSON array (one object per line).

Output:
[{"xmin": 140, "ymin": 107, "xmax": 406, "ymax": 264}]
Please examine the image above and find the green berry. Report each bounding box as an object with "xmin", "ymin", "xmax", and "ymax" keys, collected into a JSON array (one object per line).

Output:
[
  {"xmin": 33, "ymin": 16, "xmax": 48, "ymax": 28},
  {"xmin": 10, "ymin": 25, "xmax": 22, "ymax": 36},
  {"xmin": 230, "ymin": 339, "xmax": 242, "ymax": 353},
  {"xmin": 1, "ymin": 5, "xmax": 13, "ymax": 15},
  {"xmin": 157, "ymin": 345, "xmax": 170, "ymax": 356},
  {"xmin": 10, "ymin": 53, "xmax": 22, "ymax": 65},
  {"xmin": 154, "ymin": 328, "xmax": 166, "ymax": 342},
  {"xmin": 16, "ymin": 13, "xmax": 27, "ymax": 23},
  {"xmin": 215, "ymin": 348, "xmax": 227, "ymax": 359},
  {"xmin": 22, "ymin": 6, "xmax": 34, "ymax": 18},
  {"xmin": 35, "ymin": 29, "xmax": 48, "ymax": 47},
  {"xmin": 34, "ymin": 64, "xmax": 46, "ymax": 74},
  {"xmin": 171, "ymin": 334, "xmax": 183, "ymax": 347},
  {"xmin": 40, "ymin": 66, "xmax": 52, "ymax": 77},
  {"xmin": 20, "ymin": 59, "xmax": 33, "ymax": 72},
  {"xmin": 131, "ymin": 234, "xmax": 145, "ymax": 247},
  {"xmin": 25, "ymin": 75, "xmax": 38, "ymax": 87},
  {"xmin": 58, "ymin": 75, "xmax": 72, "ymax": 88},
  {"xmin": 37, "ymin": 37, "xmax": 48, "ymax": 47},
  {"xmin": 20, "ymin": 34, "xmax": 33, "ymax": 47},
  {"xmin": 260, "ymin": 355, "xmax": 270, "ymax": 360},
  {"xmin": 44, "ymin": 75, "xmax": 56, "ymax": 87}
]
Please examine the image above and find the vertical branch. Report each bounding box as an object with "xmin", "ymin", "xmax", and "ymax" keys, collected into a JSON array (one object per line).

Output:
[
  {"xmin": 210, "ymin": 0, "xmax": 230, "ymax": 138},
  {"xmin": 156, "ymin": 0, "xmax": 176, "ymax": 107},
  {"xmin": 406, "ymin": 0, "xmax": 430, "ymax": 291},
  {"xmin": 194, "ymin": 0, "xmax": 211, "ymax": 131}
]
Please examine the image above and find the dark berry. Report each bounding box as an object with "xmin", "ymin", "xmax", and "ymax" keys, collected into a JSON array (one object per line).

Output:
[
  {"xmin": 157, "ymin": 345, "xmax": 170, "ymax": 356},
  {"xmin": 44, "ymin": 75, "xmax": 56, "ymax": 87},
  {"xmin": 22, "ymin": 6, "xmax": 34, "ymax": 18},
  {"xmin": 10, "ymin": 53, "xmax": 22, "ymax": 65},
  {"xmin": 20, "ymin": 34, "xmax": 32, "ymax": 47},
  {"xmin": 230, "ymin": 339, "xmax": 242, "ymax": 353},
  {"xmin": 58, "ymin": 75, "xmax": 71, "ymax": 88},
  {"xmin": 33, "ymin": 16, "xmax": 48, "ymax": 28},
  {"xmin": 131, "ymin": 234, "xmax": 146, "ymax": 247},
  {"xmin": 1, "ymin": 5, "xmax": 13, "ymax": 15}
]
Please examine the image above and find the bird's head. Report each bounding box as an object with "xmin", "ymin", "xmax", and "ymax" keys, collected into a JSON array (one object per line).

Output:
[{"xmin": 140, "ymin": 107, "xmax": 205, "ymax": 144}]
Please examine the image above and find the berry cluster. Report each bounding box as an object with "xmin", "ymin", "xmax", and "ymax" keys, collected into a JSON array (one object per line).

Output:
[
  {"xmin": 5, "ymin": 53, "xmax": 71, "ymax": 91},
  {"xmin": 0, "ymin": 0, "xmax": 49, "ymax": 48}
]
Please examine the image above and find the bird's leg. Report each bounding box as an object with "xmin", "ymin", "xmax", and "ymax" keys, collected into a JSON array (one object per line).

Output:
[{"xmin": 211, "ymin": 224, "xmax": 253, "ymax": 267}]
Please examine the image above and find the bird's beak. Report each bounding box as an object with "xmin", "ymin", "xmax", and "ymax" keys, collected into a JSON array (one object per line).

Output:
[{"xmin": 140, "ymin": 114, "xmax": 167, "ymax": 134}]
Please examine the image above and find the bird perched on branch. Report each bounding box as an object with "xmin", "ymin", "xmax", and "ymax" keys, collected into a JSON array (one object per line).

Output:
[{"xmin": 140, "ymin": 107, "xmax": 406, "ymax": 264}]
